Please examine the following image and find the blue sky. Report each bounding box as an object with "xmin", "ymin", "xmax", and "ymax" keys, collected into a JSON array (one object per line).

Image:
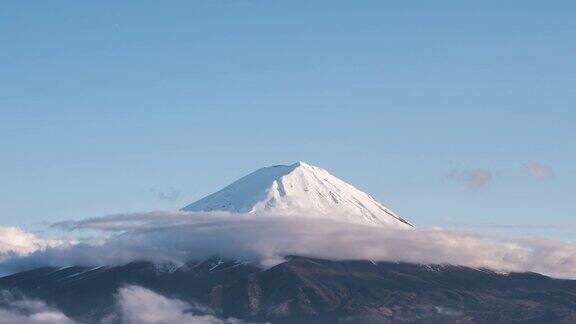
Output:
[{"xmin": 1, "ymin": 1, "xmax": 574, "ymax": 237}]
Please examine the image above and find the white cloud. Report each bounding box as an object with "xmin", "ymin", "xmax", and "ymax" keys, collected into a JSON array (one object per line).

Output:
[
  {"xmin": 115, "ymin": 285, "xmax": 248, "ymax": 324},
  {"xmin": 0, "ymin": 226, "xmax": 64, "ymax": 261},
  {"xmin": 2, "ymin": 211, "xmax": 576, "ymax": 279},
  {"xmin": 0, "ymin": 292, "xmax": 74, "ymax": 324},
  {"xmin": 0, "ymin": 286, "xmax": 248, "ymax": 324},
  {"xmin": 0, "ymin": 308, "xmax": 73, "ymax": 324}
]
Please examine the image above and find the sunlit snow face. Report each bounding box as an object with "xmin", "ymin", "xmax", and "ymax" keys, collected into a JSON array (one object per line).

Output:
[{"xmin": 182, "ymin": 162, "xmax": 412, "ymax": 228}]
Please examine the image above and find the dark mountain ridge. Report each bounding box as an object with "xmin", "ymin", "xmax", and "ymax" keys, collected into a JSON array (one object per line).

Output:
[{"xmin": 2, "ymin": 256, "xmax": 576, "ymax": 323}]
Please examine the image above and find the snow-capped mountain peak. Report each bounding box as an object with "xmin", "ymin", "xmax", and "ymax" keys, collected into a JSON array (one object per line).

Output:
[{"xmin": 182, "ymin": 162, "xmax": 413, "ymax": 228}]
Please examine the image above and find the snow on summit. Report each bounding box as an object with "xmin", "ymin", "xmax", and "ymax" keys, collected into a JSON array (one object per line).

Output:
[{"xmin": 182, "ymin": 162, "xmax": 413, "ymax": 228}]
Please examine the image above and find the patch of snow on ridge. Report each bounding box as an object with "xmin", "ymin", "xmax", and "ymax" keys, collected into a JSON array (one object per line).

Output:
[{"xmin": 182, "ymin": 162, "xmax": 413, "ymax": 228}]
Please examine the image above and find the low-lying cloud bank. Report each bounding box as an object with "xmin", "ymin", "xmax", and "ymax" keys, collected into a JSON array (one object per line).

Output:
[
  {"xmin": 0, "ymin": 286, "xmax": 247, "ymax": 324},
  {"xmin": 0, "ymin": 291, "xmax": 74, "ymax": 324},
  {"xmin": 111, "ymin": 285, "xmax": 248, "ymax": 324},
  {"xmin": 1, "ymin": 211, "xmax": 576, "ymax": 279}
]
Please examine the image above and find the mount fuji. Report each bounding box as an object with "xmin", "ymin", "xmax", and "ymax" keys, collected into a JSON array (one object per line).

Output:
[
  {"xmin": 182, "ymin": 162, "xmax": 413, "ymax": 228},
  {"xmin": 4, "ymin": 163, "xmax": 576, "ymax": 323}
]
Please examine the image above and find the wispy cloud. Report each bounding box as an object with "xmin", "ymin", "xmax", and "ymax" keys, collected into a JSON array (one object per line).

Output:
[
  {"xmin": 447, "ymin": 168, "xmax": 493, "ymax": 188},
  {"xmin": 465, "ymin": 222, "xmax": 576, "ymax": 230},
  {"xmin": 152, "ymin": 188, "xmax": 182, "ymax": 202},
  {"xmin": 525, "ymin": 162, "xmax": 553, "ymax": 180}
]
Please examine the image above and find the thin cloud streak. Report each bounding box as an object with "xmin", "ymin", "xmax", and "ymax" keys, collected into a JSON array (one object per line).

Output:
[{"xmin": 467, "ymin": 223, "xmax": 576, "ymax": 230}]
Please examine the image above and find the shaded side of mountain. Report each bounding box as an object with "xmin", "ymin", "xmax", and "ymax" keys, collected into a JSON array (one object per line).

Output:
[
  {"xmin": 2, "ymin": 257, "xmax": 576, "ymax": 323},
  {"xmin": 0, "ymin": 259, "xmax": 260, "ymax": 323},
  {"xmin": 216, "ymin": 257, "xmax": 576, "ymax": 323}
]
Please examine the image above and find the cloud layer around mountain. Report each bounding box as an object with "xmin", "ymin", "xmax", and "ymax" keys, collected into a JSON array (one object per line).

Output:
[{"xmin": 1, "ymin": 211, "xmax": 576, "ymax": 279}]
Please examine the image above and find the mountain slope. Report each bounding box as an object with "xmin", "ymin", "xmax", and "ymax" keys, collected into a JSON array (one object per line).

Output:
[
  {"xmin": 2, "ymin": 257, "xmax": 576, "ymax": 323},
  {"xmin": 182, "ymin": 162, "xmax": 413, "ymax": 228}
]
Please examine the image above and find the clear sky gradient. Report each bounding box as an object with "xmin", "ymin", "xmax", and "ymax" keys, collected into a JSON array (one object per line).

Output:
[{"xmin": 1, "ymin": 1, "xmax": 574, "ymax": 237}]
